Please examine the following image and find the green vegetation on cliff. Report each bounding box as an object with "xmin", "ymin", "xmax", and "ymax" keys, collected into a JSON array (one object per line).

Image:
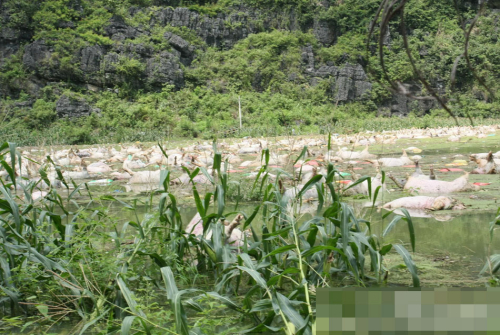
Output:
[{"xmin": 0, "ymin": 0, "xmax": 499, "ymax": 144}]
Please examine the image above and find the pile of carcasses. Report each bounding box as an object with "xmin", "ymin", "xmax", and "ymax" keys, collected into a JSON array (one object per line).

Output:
[{"xmin": 2, "ymin": 124, "xmax": 499, "ymax": 210}]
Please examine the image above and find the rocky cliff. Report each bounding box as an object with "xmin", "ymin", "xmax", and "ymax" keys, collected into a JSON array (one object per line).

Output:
[
  {"xmin": 0, "ymin": 0, "xmax": 496, "ymax": 126},
  {"xmin": 1, "ymin": 3, "xmax": 391, "ymax": 118}
]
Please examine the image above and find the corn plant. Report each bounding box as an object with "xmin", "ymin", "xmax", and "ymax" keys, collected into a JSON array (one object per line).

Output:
[
  {"xmin": 0, "ymin": 141, "xmax": 420, "ymax": 334},
  {"xmin": 480, "ymin": 208, "xmax": 500, "ymax": 285}
]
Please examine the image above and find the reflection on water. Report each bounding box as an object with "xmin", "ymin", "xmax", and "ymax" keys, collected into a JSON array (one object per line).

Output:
[
  {"xmin": 107, "ymin": 200, "xmax": 500, "ymax": 263},
  {"xmin": 383, "ymin": 210, "xmax": 497, "ymax": 260},
  {"xmin": 390, "ymin": 208, "xmax": 450, "ymax": 220},
  {"xmin": 124, "ymin": 183, "xmax": 159, "ymax": 193}
]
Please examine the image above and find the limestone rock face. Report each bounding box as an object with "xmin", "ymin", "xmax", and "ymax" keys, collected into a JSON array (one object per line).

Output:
[
  {"xmin": 385, "ymin": 83, "xmax": 438, "ymax": 116},
  {"xmin": 145, "ymin": 51, "xmax": 185, "ymax": 88},
  {"xmin": 20, "ymin": 31, "xmax": 189, "ymax": 90},
  {"xmin": 56, "ymin": 95, "xmax": 92, "ymax": 118},
  {"xmin": 164, "ymin": 32, "xmax": 195, "ymax": 65},
  {"xmin": 0, "ymin": 28, "xmax": 27, "ymax": 67},
  {"xmin": 151, "ymin": 6, "xmax": 310, "ymax": 48},
  {"xmin": 330, "ymin": 64, "xmax": 372, "ymax": 102},
  {"xmin": 302, "ymin": 45, "xmax": 372, "ymax": 102},
  {"xmin": 313, "ymin": 19, "xmax": 335, "ymax": 45},
  {"xmin": 104, "ymin": 15, "xmax": 143, "ymax": 41},
  {"xmin": 80, "ymin": 45, "xmax": 105, "ymax": 74},
  {"xmin": 22, "ymin": 40, "xmax": 52, "ymax": 72},
  {"xmin": 1, "ymin": 2, "xmax": 460, "ymax": 116}
]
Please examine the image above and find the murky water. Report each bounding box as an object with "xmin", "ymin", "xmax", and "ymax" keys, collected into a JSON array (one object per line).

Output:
[
  {"xmin": 25, "ymin": 131, "xmax": 498, "ymax": 291},
  {"xmin": 103, "ymin": 199, "xmax": 500, "ymax": 269},
  {"xmin": 82, "ymin": 132, "xmax": 500, "ymax": 283},
  {"xmin": 7, "ymin": 134, "xmax": 500, "ymax": 334}
]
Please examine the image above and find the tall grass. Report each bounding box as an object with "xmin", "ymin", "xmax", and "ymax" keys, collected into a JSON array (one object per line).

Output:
[{"xmin": 0, "ymin": 141, "xmax": 419, "ymax": 334}]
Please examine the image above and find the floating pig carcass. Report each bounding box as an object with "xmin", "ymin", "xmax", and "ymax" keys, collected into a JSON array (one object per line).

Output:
[
  {"xmin": 335, "ymin": 146, "xmax": 377, "ymax": 160},
  {"xmin": 410, "ymin": 162, "xmax": 436, "ymax": 180},
  {"xmin": 371, "ymin": 150, "xmax": 414, "ymax": 167},
  {"xmin": 403, "ymin": 172, "xmax": 479, "ymax": 194},
  {"xmin": 185, "ymin": 213, "xmax": 249, "ymax": 247},
  {"xmin": 128, "ymin": 170, "xmax": 162, "ymax": 184},
  {"xmin": 471, "ymin": 152, "xmax": 500, "ymax": 174},
  {"xmin": 341, "ymin": 167, "xmax": 387, "ymax": 197},
  {"xmin": 382, "ymin": 196, "xmax": 465, "ymax": 211},
  {"xmin": 86, "ymin": 161, "xmax": 113, "ymax": 174}
]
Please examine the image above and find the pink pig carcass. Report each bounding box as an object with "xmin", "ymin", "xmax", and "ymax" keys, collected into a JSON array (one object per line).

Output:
[{"xmin": 185, "ymin": 213, "xmax": 249, "ymax": 247}]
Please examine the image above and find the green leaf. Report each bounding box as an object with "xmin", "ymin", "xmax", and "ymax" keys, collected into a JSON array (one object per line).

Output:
[
  {"xmin": 160, "ymin": 170, "xmax": 170, "ymax": 192},
  {"xmin": 236, "ymin": 266, "xmax": 267, "ymax": 289},
  {"xmin": 263, "ymin": 226, "xmax": 292, "ymax": 238},
  {"xmin": 213, "ymin": 153, "xmax": 222, "ymax": 172},
  {"xmin": 263, "ymin": 245, "xmax": 296, "ymax": 258},
  {"xmin": 116, "ymin": 275, "xmax": 146, "ymax": 317},
  {"xmin": 160, "ymin": 267, "xmax": 179, "ymax": 300},
  {"xmin": 301, "ymin": 245, "xmax": 343, "ymax": 258},
  {"xmin": 344, "ymin": 176, "xmax": 370, "ymax": 191},
  {"xmin": 202, "ymin": 239, "xmax": 217, "ymax": 262},
  {"xmin": 137, "ymin": 252, "xmax": 168, "ymax": 268},
  {"xmin": 0, "ymin": 285, "xmax": 20, "ymax": 314},
  {"xmin": 121, "ymin": 316, "xmax": 138, "ymax": 335},
  {"xmin": 239, "ymin": 253, "xmax": 256, "ymax": 270},
  {"xmin": 99, "ymin": 195, "xmax": 133, "ymax": 209},
  {"xmin": 340, "ymin": 203, "xmax": 352, "ymax": 254},
  {"xmin": 216, "ymin": 185, "xmax": 225, "ymax": 218},
  {"xmin": 266, "ymin": 268, "xmax": 300, "ymax": 286},
  {"xmin": 344, "ymin": 245, "xmax": 359, "ymax": 282},
  {"xmin": 0, "ymin": 186, "xmax": 21, "ymax": 232},
  {"xmin": 46, "ymin": 156, "xmax": 69, "ymax": 189},
  {"xmin": 8, "ymin": 143, "xmax": 17, "ymax": 188},
  {"xmin": 128, "ymin": 221, "xmax": 144, "ymax": 239},
  {"xmin": 241, "ymin": 323, "xmax": 281, "ymax": 333},
  {"xmin": 249, "ymin": 299, "xmax": 273, "ymax": 313},
  {"xmin": 394, "ymin": 244, "xmax": 420, "ymax": 287},
  {"xmin": 205, "ymin": 292, "xmax": 243, "ymax": 313},
  {"xmin": 0, "ymin": 161, "xmax": 16, "ymax": 189},
  {"xmin": 68, "ymin": 183, "xmax": 85, "ymax": 201},
  {"xmin": 297, "ymin": 175, "xmax": 323, "ymax": 199},
  {"xmin": 243, "ymin": 205, "xmax": 260, "ymax": 229},
  {"xmin": 382, "ymin": 215, "xmax": 403, "ymax": 237},
  {"xmin": 382, "ymin": 209, "xmax": 395, "ymax": 219},
  {"xmin": 351, "ymin": 232, "xmax": 375, "ymax": 253},
  {"xmin": 48, "ymin": 213, "xmax": 65, "ymax": 241},
  {"xmin": 199, "ymin": 167, "xmax": 215, "ymax": 185},
  {"xmin": 372, "ymin": 185, "xmax": 382, "ymax": 206},
  {"xmin": 184, "ymin": 298, "xmax": 203, "ymax": 312},
  {"xmin": 293, "ymin": 146, "xmax": 308, "ymax": 166},
  {"xmin": 192, "ymin": 186, "xmax": 205, "ymax": 218},
  {"xmin": 78, "ymin": 308, "xmax": 111, "ymax": 335},
  {"xmin": 400, "ymin": 208, "xmax": 416, "ymax": 252},
  {"xmin": 250, "ymin": 166, "xmax": 266, "ymax": 194},
  {"xmin": 173, "ymin": 292, "xmax": 190, "ymax": 335},
  {"xmin": 379, "ymin": 244, "xmax": 393, "ymax": 256},
  {"xmin": 157, "ymin": 142, "xmax": 169, "ymax": 162},
  {"xmin": 275, "ymin": 292, "xmax": 309, "ymax": 334},
  {"xmin": 481, "ymin": 254, "xmax": 500, "ymax": 275}
]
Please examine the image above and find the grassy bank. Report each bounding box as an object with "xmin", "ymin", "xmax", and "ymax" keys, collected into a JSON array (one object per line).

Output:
[
  {"xmin": 2, "ymin": 1, "xmax": 500, "ymax": 147},
  {"xmin": 2, "ymin": 115, "xmax": 499, "ymax": 146}
]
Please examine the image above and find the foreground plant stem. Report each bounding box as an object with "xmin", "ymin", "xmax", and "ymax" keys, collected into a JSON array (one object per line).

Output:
[
  {"xmin": 291, "ymin": 206, "xmax": 313, "ymax": 317},
  {"xmin": 265, "ymin": 289, "xmax": 295, "ymax": 335}
]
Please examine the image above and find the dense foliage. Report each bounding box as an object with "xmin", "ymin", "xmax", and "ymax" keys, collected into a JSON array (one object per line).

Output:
[
  {"xmin": 0, "ymin": 0, "xmax": 499, "ymax": 144},
  {"xmin": 0, "ymin": 141, "xmax": 422, "ymax": 334}
]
